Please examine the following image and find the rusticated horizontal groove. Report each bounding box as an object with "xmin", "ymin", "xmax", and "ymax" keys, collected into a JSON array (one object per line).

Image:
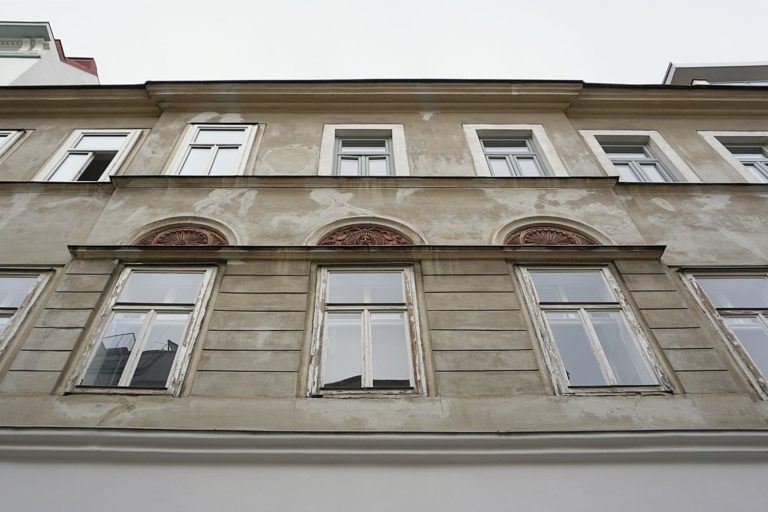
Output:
[
  {"xmin": 195, "ymin": 369, "xmax": 297, "ymax": 373},
  {"xmin": 432, "ymin": 348, "xmax": 532, "ymax": 352},
  {"xmin": 1, "ymin": 428, "xmax": 768, "ymax": 464},
  {"xmin": 68, "ymin": 245, "xmax": 667, "ymax": 261},
  {"xmin": 435, "ymin": 369, "xmax": 540, "ymax": 373},
  {"xmin": 6, "ymin": 369, "xmax": 59, "ymax": 373},
  {"xmin": 202, "ymin": 348, "xmax": 300, "ymax": 352}
]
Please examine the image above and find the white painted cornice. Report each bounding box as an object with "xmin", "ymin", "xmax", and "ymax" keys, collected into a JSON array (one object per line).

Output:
[{"xmin": 0, "ymin": 428, "xmax": 766, "ymax": 463}]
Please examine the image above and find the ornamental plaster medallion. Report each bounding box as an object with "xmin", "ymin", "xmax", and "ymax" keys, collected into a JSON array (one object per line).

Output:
[
  {"xmin": 138, "ymin": 226, "xmax": 228, "ymax": 246},
  {"xmin": 319, "ymin": 225, "xmax": 413, "ymax": 246},
  {"xmin": 504, "ymin": 225, "xmax": 597, "ymax": 246}
]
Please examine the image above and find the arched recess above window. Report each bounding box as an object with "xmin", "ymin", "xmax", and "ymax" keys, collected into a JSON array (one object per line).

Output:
[
  {"xmin": 504, "ymin": 224, "xmax": 598, "ymax": 246},
  {"xmin": 318, "ymin": 224, "xmax": 413, "ymax": 246},
  {"xmin": 137, "ymin": 225, "xmax": 228, "ymax": 246}
]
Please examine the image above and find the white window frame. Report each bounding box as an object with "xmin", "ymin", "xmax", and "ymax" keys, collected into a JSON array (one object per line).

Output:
[
  {"xmin": 517, "ymin": 266, "xmax": 671, "ymax": 395},
  {"xmin": 0, "ymin": 130, "xmax": 25, "ymax": 161},
  {"xmin": 334, "ymin": 136, "xmax": 393, "ymax": 176},
  {"xmin": 319, "ymin": 124, "xmax": 410, "ymax": 176},
  {"xmin": 699, "ymin": 131, "xmax": 768, "ymax": 184},
  {"xmin": 72, "ymin": 266, "xmax": 216, "ymax": 396},
  {"xmin": 684, "ymin": 272, "xmax": 768, "ymax": 399},
  {"xmin": 0, "ymin": 271, "xmax": 49, "ymax": 356},
  {"xmin": 580, "ymin": 130, "xmax": 700, "ymax": 183},
  {"xmin": 464, "ymin": 124, "xmax": 568, "ymax": 177},
  {"xmin": 35, "ymin": 129, "xmax": 142, "ymax": 182},
  {"xmin": 165, "ymin": 124, "xmax": 258, "ymax": 176},
  {"xmin": 307, "ymin": 266, "xmax": 426, "ymax": 397}
]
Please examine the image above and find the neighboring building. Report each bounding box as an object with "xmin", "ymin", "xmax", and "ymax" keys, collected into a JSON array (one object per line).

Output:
[
  {"xmin": 0, "ymin": 78, "xmax": 766, "ymax": 511},
  {"xmin": 0, "ymin": 22, "xmax": 98, "ymax": 85},
  {"xmin": 664, "ymin": 61, "xmax": 768, "ymax": 86}
]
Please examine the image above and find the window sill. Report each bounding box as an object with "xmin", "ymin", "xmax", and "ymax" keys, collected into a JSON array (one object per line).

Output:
[
  {"xmin": 561, "ymin": 386, "xmax": 673, "ymax": 397},
  {"xmin": 68, "ymin": 386, "xmax": 172, "ymax": 396}
]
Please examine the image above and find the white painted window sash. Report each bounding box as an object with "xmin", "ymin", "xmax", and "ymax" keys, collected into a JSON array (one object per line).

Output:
[
  {"xmin": 0, "ymin": 271, "xmax": 49, "ymax": 356},
  {"xmin": 0, "ymin": 130, "xmax": 25, "ymax": 160},
  {"xmin": 166, "ymin": 124, "xmax": 257, "ymax": 176}
]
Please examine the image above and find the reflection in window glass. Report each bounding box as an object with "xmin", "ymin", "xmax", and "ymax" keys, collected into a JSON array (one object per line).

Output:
[
  {"xmin": 0, "ymin": 276, "xmax": 38, "ymax": 308},
  {"xmin": 75, "ymin": 135, "xmax": 127, "ymax": 151},
  {"xmin": 531, "ymin": 271, "xmax": 615, "ymax": 303},
  {"xmin": 698, "ymin": 277, "xmax": 768, "ymax": 308},
  {"xmin": 589, "ymin": 311, "xmax": 656, "ymax": 385},
  {"xmin": 194, "ymin": 128, "xmax": 247, "ymax": 145},
  {"xmin": 546, "ymin": 311, "xmax": 606, "ymax": 386},
  {"xmin": 327, "ymin": 272, "xmax": 404, "ymax": 304},
  {"xmin": 724, "ymin": 317, "xmax": 768, "ymax": 377},
  {"xmin": 81, "ymin": 312, "xmax": 145, "ymax": 387},
  {"xmin": 120, "ymin": 272, "xmax": 204, "ymax": 304},
  {"xmin": 323, "ymin": 313, "xmax": 362, "ymax": 388},
  {"xmin": 371, "ymin": 312, "xmax": 410, "ymax": 387},
  {"xmin": 129, "ymin": 313, "xmax": 189, "ymax": 388},
  {"xmin": 179, "ymin": 147, "xmax": 211, "ymax": 176}
]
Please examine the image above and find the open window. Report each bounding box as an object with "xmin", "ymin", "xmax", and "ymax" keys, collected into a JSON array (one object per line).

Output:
[
  {"xmin": 36, "ymin": 129, "xmax": 142, "ymax": 182},
  {"xmin": 308, "ymin": 267, "xmax": 425, "ymax": 396},
  {"xmin": 76, "ymin": 267, "xmax": 215, "ymax": 394}
]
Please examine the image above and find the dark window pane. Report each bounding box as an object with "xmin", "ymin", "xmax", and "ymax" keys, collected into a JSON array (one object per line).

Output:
[
  {"xmin": 129, "ymin": 313, "xmax": 189, "ymax": 388},
  {"xmin": 81, "ymin": 312, "xmax": 145, "ymax": 387}
]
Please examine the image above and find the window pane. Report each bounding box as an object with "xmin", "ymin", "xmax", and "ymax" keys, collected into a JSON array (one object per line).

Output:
[
  {"xmin": 589, "ymin": 311, "xmax": 657, "ymax": 385},
  {"xmin": 516, "ymin": 157, "xmax": 544, "ymax": 177},
  {"xmin": 0, "ymin": 276, "xmax": 37, "ymax": 308},
  {"xmin": 530, "ymin": 271, "xmax": 616, "ymax": 303},
  {"xmin": 0, "ymin": 133, "xmax": 9, "ymax": 149},
  {"xmin": 49, "ymin": 153, "xmax": 91, "ymax": 181},
  {"xmin": 119, "ymin": 272, "xmax": 205, "ymax": 304},
  {"xmin": 545, "ymin": 311, "xmax": 607, "ymax": 386},
  {"xmin": 327, "ymin": 272, "xmax": 404, "ymax": 304},
  {"xmin": 323, "ymin": 312, "xmax": 362, "ymax": 388},
  {"xmin": 80, "ymin": 312, "xmax": 146, "ymax": 387},
  {"xmin": 639, "ymin": 163, "xmax": 668, "ymax": 183},
  {"xmin": 745, "ymin": 163, "xmax": 768, "ymax": 183},
  {"xmin": 209, "ymin": 147, "xmax": 240, "ymax": 175},
  {"xmin": 603, "ymin": 145, "xmax": 648, "ymax": 159},
  {"xmin": 179, "ymin": 147, "xmax": 212, "ymax": 175},
  {"xmin": 368, "ymin": 157, "xmax": 389, "ymax": 176},
  {"xmin": 129, "ymin": 312, "xmax": 189, "ymax": 388},
  {"xmin": 725, "ymin": 316, "xmax": 768, "ymax": 377},
  {"xmin": 614, "ymin": 163, "xmax": 637, "ymax": 182},
  {"xmin": 75, "ymin": 135, "xmax": 127, "ymax": 151},
  {"xmin": 338, "ymin": 157, "xmax": 361, "ymax": 176},
  {"xmin": 339, "ymin": 139, "xmax": 387, "ymax": 154},
  {"xmin": 482, "ymin": 139, "xmax": 528, "ymax": 154},
  {"xmin": 725, "ymin": 145, "xmax": 766, "ymax": 159},
  {"xmin": 194, "ymin": 128, "xmax": 247, "ymax": 145},
  {"xmin": 0, "ymin": 315, "xmax": 10, "ymax": 334},
  {"xmin": 488, "ymin": 156, "xmax": 512, "ymax": 177},
  {"xmin": 697, "ymin": 277, "xmax": 768, "ymax": 308},
  {"xmin": 371, "ymin": 312, "xmax": 411, "ymax": 387}
]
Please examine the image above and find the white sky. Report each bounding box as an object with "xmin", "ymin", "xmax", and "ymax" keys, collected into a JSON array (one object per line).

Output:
[{"xmin": 4, "ymin": 0, "xmax": 767, "ymax": 85}]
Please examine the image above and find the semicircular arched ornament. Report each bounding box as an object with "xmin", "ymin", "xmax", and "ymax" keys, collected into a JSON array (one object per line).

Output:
[
  {"xmin": 138, "ymin": 226, "xmax": 228, "ymax": 246},
  {"xmin": 319, "ymin": 225, "xmax": 413, "ymax": 246},
  {"xmin": 504, "ymin": 224, "xmax": 598, "ymax": 246}
]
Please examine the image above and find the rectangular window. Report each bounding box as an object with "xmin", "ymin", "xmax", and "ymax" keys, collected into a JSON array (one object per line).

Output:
[
  {"xmin": 481, "ymin": 137, "xmax": 545, "ymax": 177},
  {"xmin": 309, "ymin": 267, "xmax": 424, "ymax": 396},
  {"xmin": 0, "ymin": 272, "xmax": 47, "ymax": 355},
  {"xmin": 600, "ymin": 142, "xmax": 675, "ymax": 183},
  {"xmin": 519, "ymin": 267, "xmax": 667, "ymax": 393},
  {"xmin": 168, "ymin": 124, "xmax": 257, "ymax": 176},
  {"xmin": 690, "ymin": 274, "xmax": 768, "ymax": 396},
  {"xmin": 721, "ymin": 142, "xmax": 768, "ymax": 183},
  {"xmin": 37, "ymin": 129, "xmax": 142, "ymax": 182},
  {"xmin": 335, "ymin": 137, "xmax": 393, "ymax": 176},
  {"xmin": 78, "ymin": 267, "xmax": 215, "ymax": 393},
  {"xmin": 0, "ymin": 130, "xmax": 24, "ymax": 159}
]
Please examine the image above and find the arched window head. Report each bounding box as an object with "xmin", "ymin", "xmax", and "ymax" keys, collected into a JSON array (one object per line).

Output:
[
  {"xmin": 504, "ymin": 224, "xmax": 598, "ymax": 246},
  {"xmin": 137, "ymin": 226, "xmax": 228, "ymax": 246},
  {"xmin": 319, "ymin": 225, "xmax": 413, "ymax": 246}
]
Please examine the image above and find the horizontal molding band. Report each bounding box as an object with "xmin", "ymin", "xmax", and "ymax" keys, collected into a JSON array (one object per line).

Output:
[{"xmin": 0, "ymin": 428, "xmax": 766, "ymax": 464}]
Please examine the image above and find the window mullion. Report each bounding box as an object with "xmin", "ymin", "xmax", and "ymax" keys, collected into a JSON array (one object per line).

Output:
[
  {"xmin": 117, "ymin": 309, "xmax": 156, "ymax": 387},
  {"xmin": 205, "ymin": 146, "xmax": 220, "ymax": 175},
  {"xmin": 579, "ymin": 308, "xmax": 619, "ymax": 385}
]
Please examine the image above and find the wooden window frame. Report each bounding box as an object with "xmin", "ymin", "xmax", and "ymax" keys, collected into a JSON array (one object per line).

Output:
[
  {"xmin": 35, "ymin": 129, "xmax": 142, "ymax": 182},
  {"xmin": 307, "ymin": 265, "xmax": 426, "ymax": 397},
  {"xmin": 165, "ymin": 124, "xmax": 258, "ymax": 176},
  {"xmin": 684, "ymin": 272, "xmax": 768, "ymax": 399},
  {"xmin": 70, "ymin": 266, "xmax": 216, "ymax": 396},
  {"xmin": 0, "ymin": 271, "xmax": 49, "ymax": 357},
  {"xmin": 517, "ymin": 266, "xmax": 671, "ymax": 395}
]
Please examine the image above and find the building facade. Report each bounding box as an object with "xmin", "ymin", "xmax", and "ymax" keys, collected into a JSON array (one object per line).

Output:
[{"xmin": 0, "ymin": 80, "xmax": 766, "ymax": 510}]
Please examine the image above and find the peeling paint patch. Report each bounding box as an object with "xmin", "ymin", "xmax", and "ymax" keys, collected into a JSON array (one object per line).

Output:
[
  {"xmin": 420, "ymin": 111, "xmax": 436, "ymax": 121},
  {"xmin": 650, "ymin": 198, "xmax": 676, "ymax": 212}
]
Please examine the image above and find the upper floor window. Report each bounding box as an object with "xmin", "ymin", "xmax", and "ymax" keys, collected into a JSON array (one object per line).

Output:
[
  {"xmin": 519, "ymin": 267, "xmax": 669, "ymax": 394},
  {"xmin": 336, "ymin": 137, "xmax": 392, "ymax": 176},
  {"xmin": 464, "ymin": 124, "xmax": 568, "ymax": 177},
  {"xmin": 0, "ymin": 272, "xmax": 48, "ymax": 355},
  {"xmin": 480, "ymin": 137, "xmax": 545, "ymax": 177},
  {"xmin": 722, "ymin": 142, "xmax": 768, "ymax": 182},
  {"xmin": 77, "ymin": 267, "xmax": 215, "ymax": 394},
  {"xmin": 36, "ymin": 129, "xmax": 142, "ymax": 182},
  {"xmin": 319, "ymin": 124, "xmax": 410, "ymax": 176},
  {"xmin": 581, "ymin": 130, "xmax": 700, "ymax": 183},
  {"xmin": 689, "ymin": 274, "xmax": 768, "ymax": 397},
  {"xmin": 308, "ymin": 267, "xmax": 425, "ymax": 396},
  {"xmin": 600, "ymin": 142, "xmax": 674, "ymax": 183},
  {"xmin": 0, "ymin": 130, "xmax": 24, "ymax": 160},
  {"xmin": 167, "ymin": 124, "xmax": 257, "ymax": 176}
]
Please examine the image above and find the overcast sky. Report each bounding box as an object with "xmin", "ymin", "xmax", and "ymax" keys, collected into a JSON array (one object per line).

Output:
[{"xmin": 4, "ymin": 0, "xmax": 767, "ymax": 84}]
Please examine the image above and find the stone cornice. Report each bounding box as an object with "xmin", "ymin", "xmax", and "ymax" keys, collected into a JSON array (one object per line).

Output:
[{"xmin": 0, "ymin": 86, "xmax": 157, "ymax": 116}]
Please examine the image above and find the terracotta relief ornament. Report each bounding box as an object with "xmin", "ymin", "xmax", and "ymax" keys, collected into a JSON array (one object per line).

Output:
[
  {"xmin": 138, "ymin": 226, "xmax": 228, "ymax": 246},
  {"xmin": 504, "ymin": 225, "xmax": 598, "ymax": 246},
  {"xmin": 319, "ymin": 225, "xmax": 413, "ymax": 246}
]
